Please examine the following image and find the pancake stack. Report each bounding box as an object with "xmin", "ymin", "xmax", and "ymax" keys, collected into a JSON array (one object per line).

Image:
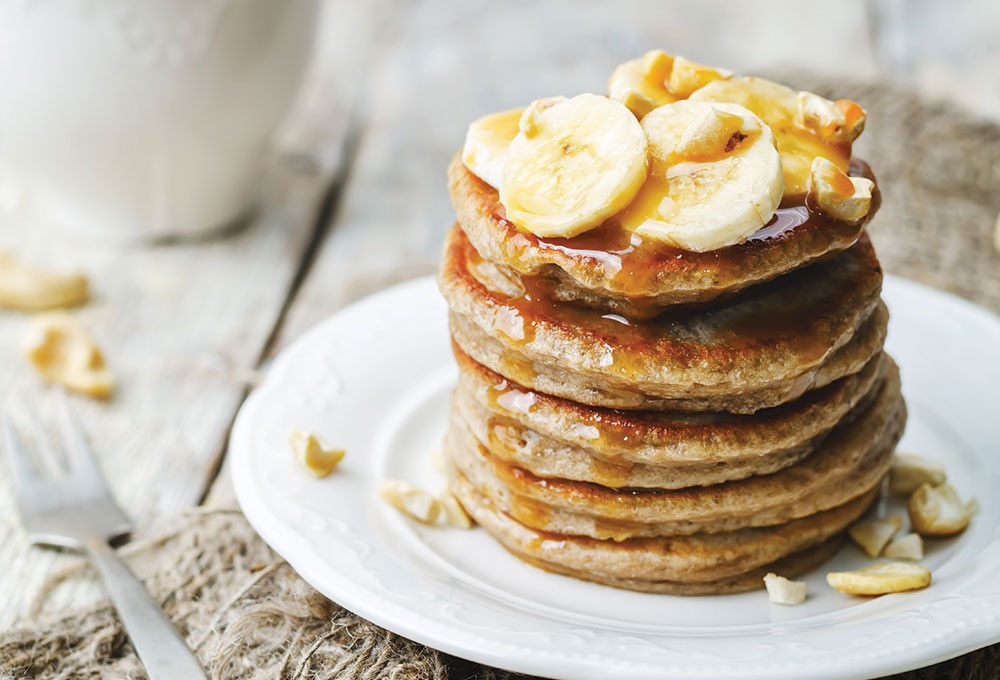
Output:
[{"xmin": 437, "ymin": 56, "xmax": 906, "ymax": 594}]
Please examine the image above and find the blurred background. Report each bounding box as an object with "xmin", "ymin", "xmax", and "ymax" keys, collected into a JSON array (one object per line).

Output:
[{"xmin": 1, "ymin": 0, "xmax": 998, "ymax": 634}]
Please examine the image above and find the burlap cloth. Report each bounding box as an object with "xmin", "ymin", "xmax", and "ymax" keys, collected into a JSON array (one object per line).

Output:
[{"xmin": 2, "ymin": 80, "xmax": 999, "ymax": 680}]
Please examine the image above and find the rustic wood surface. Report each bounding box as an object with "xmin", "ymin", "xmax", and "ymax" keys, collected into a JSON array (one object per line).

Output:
[{"xmin": 2, "ymin": 0, "xmax": 998, "ymax": 667}]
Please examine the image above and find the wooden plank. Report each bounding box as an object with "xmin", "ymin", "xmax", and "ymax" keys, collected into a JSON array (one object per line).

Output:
[{"xmin": 0, "ymin": 0, "xmax": 378, "ymax": 628}]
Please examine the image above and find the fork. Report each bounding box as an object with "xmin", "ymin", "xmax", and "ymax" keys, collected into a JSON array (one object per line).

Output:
[{"xmin": 2, "ymin": 391, "xmax": 206, "ymax": 679}]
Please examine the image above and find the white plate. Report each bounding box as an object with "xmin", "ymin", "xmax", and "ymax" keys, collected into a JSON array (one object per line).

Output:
[{"xmin": 231, "ymin": 274, "xmax": 1000, "ymax": 680}]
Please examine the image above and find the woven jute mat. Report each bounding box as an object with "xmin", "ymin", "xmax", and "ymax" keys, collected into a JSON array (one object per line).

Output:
[{"xmin": 2, "ymin": 80, "xmax": 999, "ymax": 680}]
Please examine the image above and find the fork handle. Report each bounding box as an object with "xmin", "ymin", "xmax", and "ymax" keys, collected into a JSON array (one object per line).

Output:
[{"xmin": 83, "ymin": 536, "xmax": 207, "ymax": 679}]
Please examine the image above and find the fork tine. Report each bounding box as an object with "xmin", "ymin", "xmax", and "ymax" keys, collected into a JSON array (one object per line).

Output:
[
  {"xmin": 2, "ymin": 413, "xmax": 44, "ymax": 496},
  {"xmin": 53, "ymin": 388, "xmax": 106, "ymax": 484}
]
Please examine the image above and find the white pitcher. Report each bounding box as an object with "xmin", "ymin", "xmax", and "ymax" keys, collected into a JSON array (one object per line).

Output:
[{"xmin": 0, "ymin": 0, "xmax": 318, "ymax": 240}]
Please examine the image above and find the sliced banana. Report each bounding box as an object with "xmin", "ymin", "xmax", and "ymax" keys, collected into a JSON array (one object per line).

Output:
[
  {"xmin": 690, "ymin": 77, "xmax": 853, "ymax": 198},
  {"xmin": 608, "ymin": 51, "xmax": 730, "ymax": 119},
  {"xmin": 462, "ymin": 107, "xmax": 525, "ymax": 189},
  {"xmin": 809, "ymin": 157, "xmax": 874, "ymax": 222},
  {"xmin": 827, "ymin": 562, "xmax": 932, "ymax": 596},
  {"xmin": 609, "ymin": 50, "xmax": 678, "ymax": 119},
  {"xmin": 667, "ymin": 56, "xmax": 731, "ymax": 98},
  {"xmin": 500, "ymin": 94, "xmax": 648, "ymax": 238},
  {"xmin": 674, "ymin": 106, "xmax": 760, "ymax": 158},
  {"xmin": 617, "ymin": 100, "xmax": 783, "ymax": 252}
]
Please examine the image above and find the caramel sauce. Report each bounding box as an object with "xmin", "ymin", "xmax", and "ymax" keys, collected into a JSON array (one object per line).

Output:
[
  {"xmin": 509, "ymin": 490, "xmax": 654, "ymax": 543},
  {"xmin": 590, "ymin": 424, "xmax": 634, "ymax": 450},
  {"xmin": 509, "ymin": 490, "xmax": 673, "ymax": 546},
  {"xmin": 615, "ymin": 172, "xmax": 672, "ymax": 234},
  {"xmin": 496, "ymin": 351, "xmax": 538, "ymax": 380},
  {"xmin": 509, "ymin": 494, "xmax": 552, "ymax": 529},
  {"xmin": 586, "ymin": 455, "xmax": 635, "ymax": 489},
  {"xmin": 829, "ymin": 164, "xmax": 857, "ymax": 196},
  {"xmin": 487, "ymin": 418, "xmax": 527, "ymax": 454},
  {"xmin": 775, "ymin": 124, "xmax": 852, "ymax": 197},
  {"xmin": 488, "ymin": 379, "xmax": 538, "ymax": 414},
  {"xmin": 508, "ymin": 505, "xmax": 673, "ymax": 549},
  {"xmin": 497, "ymin": 456, "xmax": 679, "ymax": 505},
  {"xmin": 486, "ymin": 159, "xmax": 877, "ymax": 302},
  {"xmin": 838, "ymin": 100, "xmax": 866, "ymax": 133},
  {"xmin": 591, "ymin": 516, "xmax": 657, "ymax": 543}
]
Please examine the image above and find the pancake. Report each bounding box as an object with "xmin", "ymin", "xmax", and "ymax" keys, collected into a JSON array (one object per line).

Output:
[
  {"xmin": 451, "ymin": 469, "xmax": 869, "ymax": 590},
  {"xmin": 455, "ymin": 393, "xmax": 813, "ymax": 490},
  {"xmin": 443, "ymin": 358, "xmax": 903, "ymax": 537},
  {"xmin": 515, "ymin": 536, "xmax": 847, "ymax": 595},
  {"xmin": 453, "ymin": 379, "xmax": 880, "ymax": 490},
  {"xmin": 441, "ymin": 223, "xmax": 887, "ymax": 413},
  {"xmin": 450, "ymin": 304, "xmax": 887, "ymax": 413},
  {"xmin": 448, "ymin": 154, "xmax": 880, "ymax": 317},
  {"xmin": 454, "ymin": 342, "xmax": 885, "ymax": 470}
]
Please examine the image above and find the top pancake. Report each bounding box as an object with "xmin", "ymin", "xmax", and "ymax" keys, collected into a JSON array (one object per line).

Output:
[{"xmin": 449, "ymin": 155, "xmax": 880, "ymax": 317}]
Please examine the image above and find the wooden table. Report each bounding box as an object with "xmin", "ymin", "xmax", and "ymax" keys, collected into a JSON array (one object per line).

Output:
[{"xmin": 2, "ymin": 0, "xmax": 998, "ymax": 650}]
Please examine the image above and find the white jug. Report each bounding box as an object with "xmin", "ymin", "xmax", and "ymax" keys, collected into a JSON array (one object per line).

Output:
[{"xmin": 0, "ymin": 0, "xmax": 318, "ymax": 240}]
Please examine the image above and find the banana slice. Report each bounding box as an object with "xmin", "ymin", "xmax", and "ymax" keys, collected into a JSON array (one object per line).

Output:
[
  {"xmin": 690, "ymin": 77, "xmax": 854, "ymax": 198},
  {"xmin": 667, "ymin": 56, "xmax": 731, "ymax": 98},
  {"xmin": 827, "ymin": 562, "xmax": 932, "ymax": 596},
  {"xmin": 500, "ymin": 94, "xmax": 648, "ymax": 238},
  {"xmin": 608, "ymin": 51, "xmax": 730, "ymax": 118},
  {"xmin": 462, "ymin": 107, "xmax": 525, "ymax": 189},
  {"xmin": 609, "ymin": 50, "xmax": 678, "ymax": 118},
  {"xmin": 617, "ymin": 101, "xmax": 783, "ymax": 252}
]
